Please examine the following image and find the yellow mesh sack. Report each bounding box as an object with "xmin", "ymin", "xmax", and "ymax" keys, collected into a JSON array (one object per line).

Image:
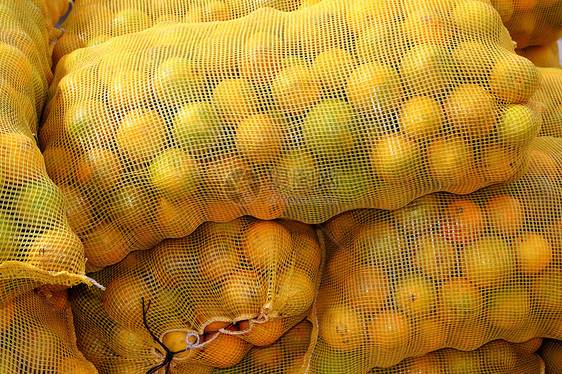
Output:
[
  {"xmin": 213, "ymin": 319, "xmax": 316, "ymax": 374},
  {"xmin": 70, "ymin": 217, "xmax": 322, "ymax": 372},
  {"xmin": 539, "ymin": 339, "xmax": 562, "ymax": 373},
  {"xmin": 491, "ymin": 0, "xmax": 562, "ymax": 49},
  {"xmin": 0, "ymin": 289, "xmax": 98, "ymax": 373},
  {"xmin": 43, "ymin": 0, "xmax": 544, "ymax": 270},
  {"xmin": 517, "ymin": 41, "xmax": 561, "ymax": 68},
  {"xmin": 367, "ymin": 339, "xmax": 545, "ymax": 374},
  {"xmin": 312, "ymin": 136, "xmax": 562, "ymax": 373},
  {"xmin": 0, "ymin": 0, "xmax": 90, "ymax": 298},
  {"xmin": 52, "ymin": 0, "xmax": 301, "ymax": 63},
  {"xmin": 532, "ymin": 67, "xmax": 562, "ymax": 137}
]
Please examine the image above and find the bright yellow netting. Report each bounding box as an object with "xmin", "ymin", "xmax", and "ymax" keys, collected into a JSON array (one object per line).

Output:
[
  {"xmin": 539, "ymin": 339, "xmax": 562, "ymax": 373},
  {"xmin": 491, "ymin": 0, "xmax": 562, "ymax": 49},
  {"xmin": 312, "ymin": 136, "xmax": 562, "ymax": 372},
  {"xmin": 0, "ymin": 289, "xmax": 98, "ymax": 373},
  {"xmin": 71, "ymin": 217, "xmax": 322, "ymax": 372},
  {"xmin": 0, "ymin": 0, "xmax": 90, "ymax": 299},
  {"xmin": 52, "ymin": 0, "xmax": 301, "ymax": 63},
  {"xmin": 533, "ymin": 67, "xmax": 562, "ymax": 137},
  {"xmin": 517, "ymin": 41, "xmax": 561, "ymax": 67},
  {"xmin": 41, "ymin": 0, "xmax": 545, "ymax": 270}
]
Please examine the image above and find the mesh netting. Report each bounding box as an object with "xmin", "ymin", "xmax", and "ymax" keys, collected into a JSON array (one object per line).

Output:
[
  {"xmin": 213, "ymin": 319, "xmax": 315, "ymax": 374},
  {"xmin": 367, "ymin": 339, "xmax": 545, "ymax": 374},
  {"xmin": 70, "ymin": 217, "xmax": 322, "ymax": 372},
  {"xmin": 0, "ymin": 0, "xmax": 89, "ymax": 297},
  {"xmin": 491, "ymin": 0, "xmax": 562, "ymax": 49},
  {"xmin": 539, "ymin": 339, "xmax": 562, "ymax": 373},
  {"xmin": 517, "ymin": 42, "xmax": 561, "ymax": 68},
  {"xmin": 52, "ymin": 0, "xmax": 302, "ymax": 63},
  {"xmin": 43, "ymin": 0, "xmax": 544, "ymax": 270},
  {"xmin": 533, "ymin": 67, "xmax": 562, "ymax": 137},
  {"xmin": 0, "ymin": 289, "xmax": 98, "ymax": 373},
  {"xmin": 311, "ymin": 136, "xmax": 562, "ymax": 373}
]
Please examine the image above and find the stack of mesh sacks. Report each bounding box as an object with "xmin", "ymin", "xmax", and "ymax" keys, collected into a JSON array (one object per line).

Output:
[
  {"xmin": 0, "ymin": 0, "xmax": 92, "ymax": 302},
  {"xmin": 43, "ymin": 0, "xmax": 542, "ymax": 270},
  {"xmin": 312, "ymin": 137, "xmax": 562, "ymax": 373},
  {"xmin": 42, "ymin": 0, "xmax": 562, "ymax": 373},
  {"xmin": 539, "ymin": 339, "xmax": 562, "ymax": 372}
]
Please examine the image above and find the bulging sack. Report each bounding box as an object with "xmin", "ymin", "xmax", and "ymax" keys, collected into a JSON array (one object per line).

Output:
[
  {"xmin": 517, "ymin": 42, "xmax": 561, "ymax": 68},
  {"xmin": 367, "ymin": 339, "xmax": 545, "ymax": 374},
  {"xmin": 70, "ymin": 217, "xmax": 322, "ymax": 372},
  {"xmin": 0, "ymin": 290, "xmax": 98, "ymax": 373},
  {"xmin": 539, "ymin": 339, "xmax": 562, "ymax": 373},
  {"xmin": 214, "ymin": 319, "xmax": 315, "ymax": 374},
  {"xmin": 0, "ymin": 0, "xmax": 90, "ymax": 299},
  {"xmin": 491, "ymin": 0, "xmax": 562, "ymax": 49},
  {"xmin": 312, "ymin": 136, "xmax": 562, "ymax": 373},
  {"xmin": 52, "ymin": 0, "xmax": 301, "ymax": 63},
  {"xmin": 533, "ymin": 67, "xmax": 562, "ymax": 137},
  {"xmin": 43, "ymin": 0, "xmax": 543, "ymax": 270}
]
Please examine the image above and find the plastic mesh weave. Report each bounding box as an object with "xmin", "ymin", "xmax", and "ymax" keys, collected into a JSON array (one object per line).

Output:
[
  {"xmin": 517, "ymin": 42, "xmax": 561, "ymax": 68},
  {"xmin": 70, "ymin": 217, "xmax": 322, "ymax": 372},
  {"xmin": 532, "ymin": 67, "xmax": 562, "ymax": 137},
  {"xmin": 538, "ymin": 339, "xmax": 562, "ymax": 373},
  {"xmin": 491, "ymin": 0, "xmax": 562, "ymax": 49},
  {"xmin": 312, "ymin": 136, "xmax": 562, "ymax": 373},
  {"xmin": 0, "ymin": 0, "xmax": 89, "ymax": 299},
  {"xmin": 0, "ymin": 289, "xmax": 98, "ymax": 373},
  {"xmin": 52, "ymin": 0, "xmax": 301, "ymax": 63},
  {"xmin": 43, "ymin": 0, "xmax": 544, "ymax": 270}
]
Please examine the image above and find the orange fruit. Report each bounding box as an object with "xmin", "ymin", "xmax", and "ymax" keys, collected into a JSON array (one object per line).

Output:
[
  {"xmin": 248, "ymin": 342, "xmax": 285, "ymax": 372},
  {"xmin": 156, "ymin": 196, "xmax": 201, "ymax": 238},
  {"xmin": 107, "ymin": 70, "xmax": 153, "ymax": 109},
  {"xmin": 161, "ymin": 329, "xmax": 201, "ymax": 360},
  {"xmin": 497, "ymin": 104, "xmax": 541, "ymax": 145},
  {"xmin": 291, "ymin": 231, "xmax": 322, "ymax": 275},
  {"xmin": 239, "ymin": 319, "xmax": 285, "ymax": 346},
  {"xmin": 273, "ymin": 268, "xmax": 317, "ymax": 318},
  {"xmin": 110, "ymin": 326, "xmax": 154, "ymax": 357},
  {"xmin": 487, "ymin": 286, "xmax": 531, "ymax": 330},
  {"xmin": 319, "ymin": 305, "xmax": 365, "ymax": 351},
  {"xmin": 221, "ymin": 269, "xmax": 267, "ymax": 320},
  {"xmin": 243, "ymin": 176, "xmax": 287, "ymax": 220},
  {"xmin": 461, "ymin": 234, "xmax": 515, "ymax": 289},
  {"xmin": 239, "ymin": 32, "xmax": 283, "ymax": 85},
  {"xmin": 59, "ymin": 184, "xmax": 93, "ymax": 235},
  {"xmin": 485, "ymin": 194, "xmax": 524, "ymax": 236},
  {"xmin": 398, "ymin": 95, "xmax": 444, "ymax": 139},
  {"xmin": 353, "ymin": 220, "xmax": 405, "ymax": 271},
  {"xmin": 172, "ymin": 101, "xmax": 221, "ymax": 156},
  {"xmin": 514, "ymin": 232, "xmax": 552, "ymax": 275},
  {"xmin": 427, "ymin": 135, "xmax": 477, "ymax": 191},
  {"xmin": 412, "ymin": 231, "xmax": 458, "ymax": 281},
  {"xmin": 441, "ymin": 198, "xmax": 484, "ymax": 244},
  {"xmin": 243, "ymin": 221, "xmax": 292, "ymax": 271},
  {"xmin": 75, "ymin": 147, "xmax": 123, "ymax": 195},
  {"xmin": 438, "ymin": 276, "xmax": 483, "ymax": 324},
  {"xmin": 346, "ymin": 0, "xmax": 402, "ymax": 34},
  {"xmin": 371, "ymin": 133, "xmax": 419, "ymax": 184},
  {"xmin": 149, "ymin": 148, "xmax": 200, "ymax": 200},
  {"xmin": 198, "ymin": 240, "xmax": 241, "ymax": 283},
  {"xmin": 0, "ymin": 132, "xmax": 46, "ymax": 184},
  {"xmin": 213, "ymin": 78, "xmax": 259, "ymax": 125},
  {"xmin": 235, "ymin": 114, "xmax": 283, "ymax": 164},
  {"xmin": 452, "ymin": 1, "xmax": 505, "ymax": 40},
  {"xmin": 198, "ymin": 326, "xmax": 250, "ymax": 368},
  {"xmin": 57, "ymin": 357, "xmax": 98, "ymax": 374},
  {"xmin": 102, "ymin": 274, "xmax": 153, "ymax": 328},
  {"xmin": 412, "ymin": 317, "xmax": 448, "ymax": 353},
  {"xmin": 367, "ymin": 311, "xmax": 412, "ymax": 352},
  {"xmin": 151, "ymin": 56, "xmax": 204, "ymax": 106},
  {"xmin": 116, "ymin": 108, "xmax": 167, "ymax": 163},
  {"xmin": 394, "ymin": 272, "xmax": 437, "ymax": 318},
  {"xmin": 270, "ymin": 65, "xmax": 321, "ymax": 116},
  {"xmin": 302, "ymin": 98, "xmax": 355, "ymax": 161},
  {"xmin": 516, "ymin": 337, "xmax": 543, "ymax": 353},
  {"xmin": 530, "ymin": 266, "xmax": 562, "ymax": 315},
  {"xmin": 399, "ymin": 44, "xmax": 451, "ymax": 98},
  {"xmin": 0, "ymin": 42, "xmax": 33, "ymax": 88},
  {"xmin": 346, "ymin": 62, "xmax": 402, "ymax": 116},
  {"xmin": 406, "ymin": 352, "xmax": 443, "ymax": 373},
  {"xmin": 43, "ymin": 146, "xmax": 75, "ymax": 184},
  {"xmin": 402, "ymin": 9, "xmax": 451, "ymax": 46},
  {"xmin": 204, "ymin": 199, "xmax": 245, "ymax": 223},
  {"xmin": 342, "ymin": 264, "xmax": 391, "ymax": 314},
  {"xmin": 312, "ymin": 48, "xmax": 356, "ymax": 96},
  {"xmin": 323, "ymin": 212, "xmax": 357, "ymax": 246},
  {"xmin": 82, "ymin": 223, "xmax": 131, "ymax": 270},
  {"xmin": 63, "ymin": 99, "xmax": 114, "ymax": 149},
  {"xmin": 444, "ymin": 84, "xmax": 497, "ymax": 139},
  {"xmin": 489, "ymin": 53, "xmax": 541, "ymax": 104},
  {"xmin": 481, "ymin": 143, "xmax": 527, "ymax": 184},
  {"xmin": 325, "ymin": 248, "xmax": 355, "ymax": 283}
]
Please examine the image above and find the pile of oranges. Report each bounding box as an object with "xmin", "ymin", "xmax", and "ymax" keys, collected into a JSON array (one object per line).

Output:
[
  {"xmin": 312, "ymin": 137, "xmax": 562, "ymax": 372},
  {"xmin": 71, "ymin": 217, "xmax": 322, "ymax": 372}
]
